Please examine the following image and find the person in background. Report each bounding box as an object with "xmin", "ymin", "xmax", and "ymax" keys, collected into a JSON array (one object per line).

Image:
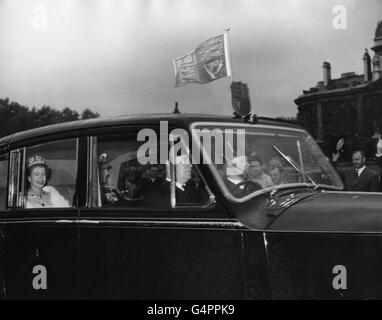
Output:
[
  {"xmin": 269, "ymin": 166, "xmax": 285, "ymax": 186},
  {"xmin": 267, "ymin": 156, "xmax": 294, "ymax": 183},
  {"xmin": 144, "ymin": 165, "xmax": 164, "ymax": 185},
  {"xmin": 268, "ymin": 156, "xmax": 283, "ymax": 170},
  {"xmin": 247, "ymin": 155, "xmax": 273, "ymax": 188},
  {"xmin": 331, "ymin": 138, "xmax": 344, "ymax": 163},
  {"xmin": 332, "ymin": 144, "xmax": 379, "ymax": 192},
  {"xmin": 374, "ymin": 135, "xmax": 382, "ymax": 191}
]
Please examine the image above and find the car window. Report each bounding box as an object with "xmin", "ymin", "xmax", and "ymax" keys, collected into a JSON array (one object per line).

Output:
[
  {"xmin": 91, "ymin": 133, "xmax": 212, "ymax": 209},
  {"xmin": 191, "ymin": 122, "xmax": 343, "ymax": 203},
  {"xmin": 8, "ymin": 139, "xmax": 77, "ymax": 209},
  {"xmin": 0, "ymin": 153, "xmax": 8, "ymax": 211}
]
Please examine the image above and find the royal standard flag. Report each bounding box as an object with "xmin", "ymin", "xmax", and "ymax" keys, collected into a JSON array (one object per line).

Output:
[{"xmin": 172, "ymin": 32, "xmax": 232, "ymax": 87}]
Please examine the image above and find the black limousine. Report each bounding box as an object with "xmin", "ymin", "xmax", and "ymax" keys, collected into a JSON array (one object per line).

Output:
[{"xmin": 0, "ymin": 113, "xmax": 381, "ymax": 299}]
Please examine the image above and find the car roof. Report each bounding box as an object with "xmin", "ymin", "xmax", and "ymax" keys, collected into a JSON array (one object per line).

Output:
[{"xmin": 0, "ymin": 113, "xmax": 302, "ymax": 147}]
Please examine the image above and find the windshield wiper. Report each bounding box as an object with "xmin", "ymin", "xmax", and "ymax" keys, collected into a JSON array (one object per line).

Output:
[{"xmin": 273, "ymin": 145, "xmax": 317, "ymax": 186}]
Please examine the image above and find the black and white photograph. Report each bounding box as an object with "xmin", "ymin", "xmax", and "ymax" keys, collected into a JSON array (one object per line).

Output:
[{"xmin": 0, "ymin": 0, "xmax": 382, "ymax": 304}]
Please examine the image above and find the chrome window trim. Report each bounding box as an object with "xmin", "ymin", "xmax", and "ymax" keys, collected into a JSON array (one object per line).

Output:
[
  {"xmin": 7, "ymin": 151, "xmax": 15, "ymax": 208},
  {"xmin": 0, "ymin": 152, "xmax": 9, "ymax": 212},
  {"xmin": 8, "ymin": 148, "xmax": 24, "ymax": 208},
  {"xmin": 87, "ymin": 136, "xmax": 99, "ymax": 208},
  {"xmin": 2, "ymin": 218, "xmax": 243, "ymax": 231},
  {"xmin": 76, "ymin": 219, "xmax": 243, "ymax": 229},
  {"xmin": 169, "ymin": 137, "xmax": 176, "ymax": 208},
  {"xmin": 20, "ymin": 147, "xmax": 26, "ymax": 207}
]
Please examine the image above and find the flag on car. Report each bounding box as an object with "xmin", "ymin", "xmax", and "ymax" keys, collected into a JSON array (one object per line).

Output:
[{"xmin": 172, "ymin": 32, "xmax": 232, "ymax": 87}]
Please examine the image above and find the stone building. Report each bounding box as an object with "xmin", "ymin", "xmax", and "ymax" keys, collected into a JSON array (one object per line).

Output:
[{"xmin": 295, "ymin": 21, "xmax": 382, "ymax": 161}]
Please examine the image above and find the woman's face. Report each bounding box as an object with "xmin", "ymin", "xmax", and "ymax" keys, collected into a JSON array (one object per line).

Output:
[{"xmin": 28, "ymin": 166, "xmax": 46, "ymax": 190}]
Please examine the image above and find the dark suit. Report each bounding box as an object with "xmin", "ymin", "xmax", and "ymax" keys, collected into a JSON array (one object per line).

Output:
[
  {"xmin": 341, "ymin": 167, "xmax": 379, "ymax": 192},
  {"xmin": 142, "ymin": 179, "xmax": 208, "ymax": 207},
  {"xmin": 142, "ymin": 179, "xmax": 170, "ymax": 207},
  {"xmin": 175, "ymin": 180, "xmax": 209, "ymax": 204}
]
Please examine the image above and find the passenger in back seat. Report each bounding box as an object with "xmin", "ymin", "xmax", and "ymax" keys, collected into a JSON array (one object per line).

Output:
[
  {"xmin": 25, "ymin": 155, "xmax": 70, "ymax": 208},
  {"xmin": 99, "ymin": 153, "xmax": 125, "ymax": 205}
]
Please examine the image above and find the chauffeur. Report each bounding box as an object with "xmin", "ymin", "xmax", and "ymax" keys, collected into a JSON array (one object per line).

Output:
[{"xmin": 224, "ymin": 155, "xmax": 261, "ymax": 198}]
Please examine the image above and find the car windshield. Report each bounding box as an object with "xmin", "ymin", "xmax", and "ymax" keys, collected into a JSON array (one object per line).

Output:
[{"xmin": 191, "ymin": 122, "xmax": 343, "ymax": 202}]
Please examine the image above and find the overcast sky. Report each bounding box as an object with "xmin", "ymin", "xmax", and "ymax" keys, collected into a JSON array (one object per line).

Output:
[{"xmin": 0, "ymin": 0, "xmax": 381, "ymax": 118}]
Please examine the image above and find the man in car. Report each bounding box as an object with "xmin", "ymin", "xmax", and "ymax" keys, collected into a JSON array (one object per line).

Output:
[
  {"xmin": 247, "ymin": 155, "xmax": 274, "ymax": 188},
  {"xmin": 143, "ymin": 155, "xmax": 207, "ymax": 206},
  {"xmin": 117, "ymin": 159, "xmax": 145, "ymax": 201},
  {"xmin": 172, "ymin": 155, "xmax": 207, "ymax": 204},
  {"xmin": 269, "ymin": 165, "xmax": 285, "ymax": 186},
  {"xmin": 99, "ymin": 153, "xmax": 125, "ymax": 205},
  {"xmin": 224, "ymin": 155, "xmax": 261, "ymax": 198},
  {"xmin": 142, "ymin": 164, "xmax": 165, "ymax": 187}
]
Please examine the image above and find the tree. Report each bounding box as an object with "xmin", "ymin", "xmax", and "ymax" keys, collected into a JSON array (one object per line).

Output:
[
  {"xmin": 81, "ymin": 108, "xmax": 100, "ymax": 119},
  {"xmin": 60, "ymin": 107, "xmax": 80, "ymax": 122},
  {"xmin": 0, "ymin": 98, "xmax": 101, "ymax": 138}
]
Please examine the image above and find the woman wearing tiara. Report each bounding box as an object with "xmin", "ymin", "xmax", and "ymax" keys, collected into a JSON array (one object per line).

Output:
[{"xmin": 25, "ymin": 155, "xmax": 70, "ymax": 208}]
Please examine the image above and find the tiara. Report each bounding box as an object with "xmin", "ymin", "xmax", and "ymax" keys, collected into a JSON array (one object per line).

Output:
[{"xmin": 28, "ymin": 155, "xmax": 46, "ymax": 168}]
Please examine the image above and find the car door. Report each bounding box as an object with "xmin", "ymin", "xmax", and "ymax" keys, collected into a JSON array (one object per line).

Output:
[
  {"xmin": 235, "ymin": 188, "xmax": 382, "ymax": 299},
  {"xmin": 263, "ymin": 190, "xmax": 382, "ymax": 299},
  {"xmin": 76, "ymin": 127, "xmax": 251, "ymax": 299},
  {"xmin": 2, "ymin": 138, "xmax": 80, "ymax": 299},
  {"xmin": 0, "ymin": 152, "xmax": 8, "ymax": 299}
]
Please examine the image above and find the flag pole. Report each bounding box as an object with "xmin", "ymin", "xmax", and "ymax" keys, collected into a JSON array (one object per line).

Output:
[{"xmin": 224, "ymin": 27, "xmax": 233, "ymax": 83}]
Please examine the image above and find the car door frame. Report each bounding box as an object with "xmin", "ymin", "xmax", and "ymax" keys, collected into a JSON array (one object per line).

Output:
[
  {"xmin": 1, "ymin": 133, "xmax": 84, "ymax": 299},
  {"xmin": 75, "ymin": 123, "xmax": 251, "ymax": 299}
]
